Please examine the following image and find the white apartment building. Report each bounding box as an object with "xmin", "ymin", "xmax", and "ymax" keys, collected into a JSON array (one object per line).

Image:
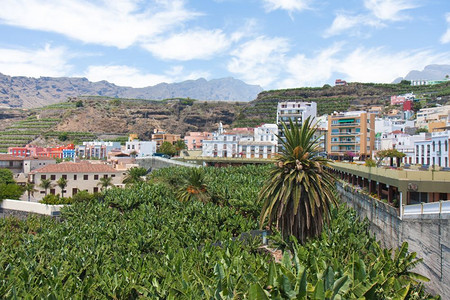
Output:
[
  {"xmin": 276, "ymin": 101, "xmax": 317, "ymax": 125},
  {"xmin": 77, "ymin": 141, "xmax": 121, "ymax": 159},
  {"xmin": 375, "ymin": 118, "xmax": 415, "ymax": 135},
  {"xmin": 202, "ymin": 123, "xmax": 278, "ymax": 159},
  {"xmin": 380, "ymin": 131, "xmax": 427, "ymax": 165},
  {"xmin": 277, "ymin": 101, "xmax": 317, "ymax": 151},
  {"xmin": 202, "ymin": 123, "xmax": 253, "ymax": 158},
  {"xmin": 416, "ymin": 105, "xmax": 450, "ymax": 128},
  {"xmin": 125, "ymin": 140, "xmax": 157, "ymax": 157},
  {"xmin": 240, "ymin": 124, "xmax": 278, "ymax": 159},
  {"xmin": 414, "ymin": 130, "xmax": 450, "ymax": 167}
]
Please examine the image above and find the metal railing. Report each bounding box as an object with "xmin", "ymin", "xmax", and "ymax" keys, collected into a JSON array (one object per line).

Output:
[{"xmin": 402, "ymin": 200, "xmax": 450, "ymax": 216}]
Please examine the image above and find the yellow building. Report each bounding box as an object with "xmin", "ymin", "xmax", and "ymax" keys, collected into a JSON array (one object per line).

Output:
[
  {"xmin": 327, "ymin": 111, "xmax": 375, "ymax": 160},
  {"xmin": 151, "ymin": 130, "xmax": 181, "ymax": 148}
]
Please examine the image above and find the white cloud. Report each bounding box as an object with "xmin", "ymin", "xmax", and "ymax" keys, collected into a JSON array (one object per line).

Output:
[
  {"xmin": 324, "ymin": 13, "xmax": 384, "ymax": 37},
  {"xmin": 262, "ymin": 0, "xmax": 311, "ymax": 13},
  {"xmin": 83, "ymin": 65, "xmax": 210, "ymax": 88},
  {"xmin": 325, "ymin": 0, "xmax": 419, "ymax": 37},
  {"xmin": 441, "ymin": 13, "xmax": 450, "ymax": 44},
  {"xmin": 337, "ymin": 48, "xmax": 450, "ymax": 83},
  {"xmin": 142, "ymin": 29, "xmax": 232, "ymax": 61},
  {"xmin": 279, "ymin": 44, "xmax": 342, "ymax": 88},
  {"xmin": 0, "ymin": 0, "xmax": 198, "ymax": 49},
  {"xmin": 364, "ymin": 0, "xmax": 419, "ymax": 21},
  {"xmin": 278, "ymin": 46, "xmax": 450, "ymax": 88},
  {"xmin": 0, "ymin": 44, "xmax": 71, "ymax": 77},
  {"xmin": 227, "ymin": 36, "xmax": 289, "ymax": 86}
]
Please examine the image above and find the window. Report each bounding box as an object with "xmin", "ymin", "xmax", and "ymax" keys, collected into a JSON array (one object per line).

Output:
[
  {"xmin": 104, "ymin": 175, "xmax": 108, "ymax": 179},
  {"xmin": 62, "ymin": 175, "xmax": 67, "ymax": 180},
  {"xmin": 84, "ymin": 175, "xmax": 88, "ymax": 180},
  {"xmin": 74, "ymin": 174, "xmax": 77, "ymax": 180},
  {"xmin": 111, "ymin": 174, "xmax": 115, "ymax": 178},
  {"xmin": 41, "ymin": 175, "xmax": 46, "ymax": 180},
  {"xmin": 94, "ymin": 175, "xmax": 99, "ymax": 180}
]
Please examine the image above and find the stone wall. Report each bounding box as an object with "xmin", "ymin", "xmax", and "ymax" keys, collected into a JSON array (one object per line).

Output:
[
  {"xmin": 336, "ymin": 182, "xmax": 450, "ymax": 298},
  {"xmin": 0, "ymin": 208, "xmax": 38, "ymax": 220}
]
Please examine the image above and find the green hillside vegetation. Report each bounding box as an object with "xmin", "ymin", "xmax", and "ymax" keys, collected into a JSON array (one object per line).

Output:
[
  {"xmin": 0, "ymin": 115, "xmax": 60, "ymax": 153},
  {"xmin": 0, "ymin": 166, "xmax": 435, "ymax": 299},
  {"xmin": 234, "ymin": 81, "xmax": 450, "ymax": 127}
]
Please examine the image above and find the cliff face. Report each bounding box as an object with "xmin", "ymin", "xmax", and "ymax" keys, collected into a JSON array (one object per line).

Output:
[
  {"xmin": 0, "ymin": 74, "xmax": 263, "ymax": 108},
  {"xmin": 48, "ymin": 97, "xmax": 241, "ymax": 139}
]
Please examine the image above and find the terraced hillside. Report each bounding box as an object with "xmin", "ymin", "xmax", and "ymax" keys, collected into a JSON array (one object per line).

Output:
[
  {"xmin": 0, "ymin": 113, "xmax": 99, "ymax": 153},
  {"xmin": 1, "ymin": 80, "xmax": 450, "ymax": 152},
  {"xmin": 0, "ymin": 96, "xmax": 242, "ymax": 152},
  {"xmin": 234, "ymin": 81, "xmax": 450, "ymax": 127}
]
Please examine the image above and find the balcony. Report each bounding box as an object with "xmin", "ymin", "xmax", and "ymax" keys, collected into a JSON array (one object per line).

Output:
[
  {"xmin": 331, "ymin": 123, "xmax": 360, "ymax": 127},
  {"xmin": 331, "ymin": 132, "xmax": 359, "ymax": 136}
]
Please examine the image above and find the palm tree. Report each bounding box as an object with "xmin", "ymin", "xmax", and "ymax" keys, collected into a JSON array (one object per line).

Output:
[
  {"xmin": 122, "ymin": 167, "xmax": 147, "ymax": 185},
  {"xmin": 57, "ymin": 177, "xmax": 68, "ymax": 198},
  {"xmin": 39, "ymin": 179, "xmax": 53, "ymax": 196},
  {"xmin": 24, "ymin": 182, "xmax": 37, "ymax": 202},
  {"xmin": 176, "ymin": 168, "xmax": 209, "ymax": 203},
  {"xmin": 97, "ymin": 176, "xmax": 113, "ymax": 191},
  {"xmin": 259, "ymin": 117, "xmax": 338, "ymax": 244},
  {"xmin": 174, "ymin": 140, "xmax": 186, "ymax": 156}
]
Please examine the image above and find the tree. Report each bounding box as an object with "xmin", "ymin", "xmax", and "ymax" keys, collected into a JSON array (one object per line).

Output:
[
  {"xmin": 376, "ymin": 149, "xmax": 406, "ymax": 167},
  {"xmin": 259, "ymin": 118, "xmax": 338, "ymax": 243},
  {"xmin": 415, "ymin": 127, "xmax": 428, "ymax": 134},
  {"xmin": 24, "ymin": 183, "xmax": 37, "ymax": 202},
  {"xmin": 0, "ymin": 169, "xmax": 15, "ymax": 184},
  {"xmin": 158, "ymin": 141, "xmax": 176, "ymax": 157},
  {"xmin": 58, "ymin": 132, "xmax": 68, "ymax": 141},
  {"xmin": 75, "ymin": 100, "xmax": 83, "ymax": 107},
  {"xmin": 176, "ymin": 168, "xmax": 209, "ymax": 203},
  {"xmin": 57, "ymin": 177, "xmax": 68, "ymax": 198},
  {"xmin": 39, "ymin": 179, "xmax": 53, "ymax": 196},
  {"xmin": 0, "ymin": 169, "xmax": 24, "ymax": 200},
  {"xmin": 174, "ymin": 140, "xmax": 187, "ymax": 156},
  {"xmin": 122, "ymin": 167, "xmax": 147, "ymax": 185},
  {"xmin": 97, "ymin": 176, "xmax": 113, "ymax": 191}
]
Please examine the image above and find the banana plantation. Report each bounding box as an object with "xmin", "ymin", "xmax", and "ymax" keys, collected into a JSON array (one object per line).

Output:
[{"xmin": 0, "ymin": 165, "xmax": 437, "ymax": 299}]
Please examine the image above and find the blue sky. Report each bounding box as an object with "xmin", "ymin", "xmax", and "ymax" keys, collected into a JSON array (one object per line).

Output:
[{"xmin": 0, "ymin": 0, "xmax": 449, "ymax": 90}]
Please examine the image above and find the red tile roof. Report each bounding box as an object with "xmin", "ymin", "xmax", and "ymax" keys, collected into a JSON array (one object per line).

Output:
[
  {"xmin": 30, "ymin": 162, "xmax": 120, "ymax": 174},
  {"xmin": 0, "ymin": 154, "xmax": 24, "ymax": 161},
  {"xmin": 391, "ymin": 130, "xmax": 404, "ymax": 134}
]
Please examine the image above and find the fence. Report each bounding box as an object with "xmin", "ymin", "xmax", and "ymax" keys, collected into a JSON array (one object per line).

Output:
[{"xmin": 403, "ymin": 200, "xmax": 450, "ymax": 217}]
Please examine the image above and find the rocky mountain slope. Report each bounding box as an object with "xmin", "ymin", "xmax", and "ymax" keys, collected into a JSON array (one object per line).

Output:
[
  {"xmin": 393, "ymin": 64, "xmax": 450, "ymax": 83},
  {"xmin": 0, "ymin": 73, "xmax": 263, "ymax": 108}
]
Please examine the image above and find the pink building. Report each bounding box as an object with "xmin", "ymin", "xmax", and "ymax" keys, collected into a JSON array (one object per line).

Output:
[
  {"xmin": 391, "ymin": 95, "xmax": 406, "ymax": 105},
  {"xmin": 184, "ymin": 132, "xmax": 212, "ymax": 150}
]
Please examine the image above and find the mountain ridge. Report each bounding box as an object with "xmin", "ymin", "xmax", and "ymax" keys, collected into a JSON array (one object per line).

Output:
[
  {"xmin": 0, "ymin": 73, "xmax": 263, "ymax": 108},
  {"xmin": 393, "ymin": 64, "xmax": 450, "ymax": 83}
]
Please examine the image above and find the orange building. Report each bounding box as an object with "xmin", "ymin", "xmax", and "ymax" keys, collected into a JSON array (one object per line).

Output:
[
  {"xmin": 327, "ymin": 111, "xmax": 375, "ymax": 160},
  {"xmin": 151, "ymin": 130, "xmax": 181, "ymax": 148}
]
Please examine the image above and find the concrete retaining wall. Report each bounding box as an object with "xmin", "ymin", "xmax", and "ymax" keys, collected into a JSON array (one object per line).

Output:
[
  {"xmin": 337, "ymin": 182, "xmax": 450, "ymax": 298},
  {"xmin": 0, "ymin": 199, "xmax": 63, "ymax": 219},
  {"xmin": 136, "ymin": 157, "xmax": 199, "ymax": 170}
]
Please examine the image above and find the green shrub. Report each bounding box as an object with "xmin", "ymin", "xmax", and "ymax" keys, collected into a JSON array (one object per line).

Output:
[{"xmin": 39, "ymin": 194, "xmax": 73, "ymax": 205}]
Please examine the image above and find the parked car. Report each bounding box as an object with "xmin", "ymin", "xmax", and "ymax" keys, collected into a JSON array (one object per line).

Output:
[{"xmin": 152, "ymin": 153, "xmax": 171, "ymax": 159}]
